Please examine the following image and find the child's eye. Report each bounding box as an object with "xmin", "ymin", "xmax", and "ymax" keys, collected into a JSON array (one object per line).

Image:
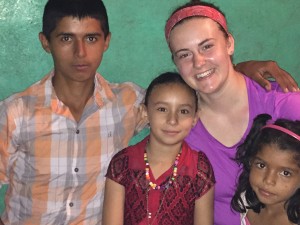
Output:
[
  {"xmin": 157, "ymin": 107, "xmax": 167, "ymax": 112},
  {"xmin": 280, "ymin": 170, "xmax": 291, "ymax": 177},
  {"xmin": 255, "ymin": 162, "xmax": 265, "ymax": 169},
  {"xmin": 180, "ymin": 109, "xmax": 190, "ymax": 114}
]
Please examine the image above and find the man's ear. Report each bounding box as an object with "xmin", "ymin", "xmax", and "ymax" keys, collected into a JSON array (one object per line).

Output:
[
  {"xmin": 103, "ymin": 32, "xmax": 111, "ymax": 52},
  {"xmin": 39, "ymin": 32, "xmax": 51, "ymax": 53}
]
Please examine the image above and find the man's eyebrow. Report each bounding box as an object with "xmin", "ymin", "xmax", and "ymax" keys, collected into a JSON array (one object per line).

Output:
[
  {"xmin": 55, "ymin": 32, "xmax": 73, "ymax": 37},
  {"xmin": 55, "ymin": 32, "xmax": 103, "ymax": 37}
]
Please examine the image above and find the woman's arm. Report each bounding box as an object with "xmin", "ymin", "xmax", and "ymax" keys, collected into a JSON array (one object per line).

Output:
[
  {"xmin": 235, "ymin": 60, "xmax": 299, "ymax": 92},
  {"xmin": 194, "ymin": 187, "xmax": 215, "ymax": 225},
  {"xmin": 102, "ymin": 178, "xmax": 125, "ymax": 225}
]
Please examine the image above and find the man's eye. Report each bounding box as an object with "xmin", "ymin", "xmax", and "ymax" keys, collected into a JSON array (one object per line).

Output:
[
  {"xmin": 61, "ymin": 36, "xmax": 71, "ymax": 42},
  {"xmin": 87, "ymin": 36, "xmax": 97, "ymax": 42}
]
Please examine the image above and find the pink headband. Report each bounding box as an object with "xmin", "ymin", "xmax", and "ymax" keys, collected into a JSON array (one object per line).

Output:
[
  {"xmin": 165, "ymin": 5, "xmax": 228, "ymax": 41},
  {"xmin": 262, "ymin": 124, "xmax": 300, "ymax": 141}
]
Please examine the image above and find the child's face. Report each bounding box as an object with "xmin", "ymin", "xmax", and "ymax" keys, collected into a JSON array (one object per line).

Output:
[
  {"xmin": 249, "ymin": 144, "xmax": 300, "ymax": 207},
  {"xmin": 145, "ymin": 83, "xmax": 197, "ymax": 146},
  {"xmin": 39, "ymin": 16, "xmax": 110, "ymax": 83}
]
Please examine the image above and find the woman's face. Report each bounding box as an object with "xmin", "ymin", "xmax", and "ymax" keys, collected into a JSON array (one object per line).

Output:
[{"xmin": 168, "ymin": 17, "xmax": 234, "ymax": 95}]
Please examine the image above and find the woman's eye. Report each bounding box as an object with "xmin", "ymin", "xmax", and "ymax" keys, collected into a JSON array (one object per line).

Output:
[
  {"xmin": 176, "ymin": 52, "xmax": 191, "ymax": 59},
  {"xmin": 179, "ymin": 53, "xmax": 188, "ymax": 59},
  {"xmin": 202, "ymin": 44, "xmax": 213, "ymax": 51}
]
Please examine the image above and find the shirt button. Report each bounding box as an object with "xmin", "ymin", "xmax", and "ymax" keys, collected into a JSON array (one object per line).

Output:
[
  {"xmin": 74, "ymin": 168, "xmax": 79, "ymax": 172},
  {"xmin": 76, "ymin": 130, "xmax": 80, "ymax": 134},
  {"xmin": 69, "ymin": 202, "xmax": 74, "ymax": 207}
]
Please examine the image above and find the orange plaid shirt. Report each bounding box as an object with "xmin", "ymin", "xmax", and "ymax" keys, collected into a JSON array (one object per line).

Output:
[{"xmin": 0, "ymin": 71, "xmax": 145, "ymax": 224}]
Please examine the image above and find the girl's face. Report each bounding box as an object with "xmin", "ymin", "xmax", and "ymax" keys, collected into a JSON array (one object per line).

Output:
[
  {"xmin": 249, "ymin": 144, "xmax": 300, "ymax": 207},
  {"xmin": 168, "ymin": 18, "xmax": 234, "ymax": 95},
  {"xmin": 145, "ymin": 83, "xmax": 197, "ymax": 147}
]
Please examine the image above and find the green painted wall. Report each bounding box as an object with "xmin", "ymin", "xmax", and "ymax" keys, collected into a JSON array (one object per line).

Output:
[{"xmin": 0, "ymin": 0, "xmax": 299, "ymax": 214}]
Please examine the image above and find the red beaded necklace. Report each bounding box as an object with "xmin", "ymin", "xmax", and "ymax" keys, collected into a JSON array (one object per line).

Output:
[
  {"xmin": 144, "ymin": 142, "xmax": 182, "ymax": 224},
  {"xmin": 144, "ymin": 144, "xmax": 181, "ymax": 190}
]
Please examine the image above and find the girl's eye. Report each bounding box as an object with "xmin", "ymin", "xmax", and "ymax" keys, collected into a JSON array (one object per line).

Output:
[
  {"xmin": 180, "ymin": 109, "xmax": 190, "ymax": 114},
  {"xmin": 157, "ymin": 107, "xmax": 167, "ymax": 112},
  {"xmin": 280, "ymin": 170, "xmax": 291, "ymax": 177},
  {"xmin": 255, "ymin": 162, "xmax": 265, "ymax": 169}
]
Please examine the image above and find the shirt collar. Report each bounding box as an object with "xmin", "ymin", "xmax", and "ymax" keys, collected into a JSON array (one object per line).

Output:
[{"xmin": 36, "ymin": 70, "xmax": 116, "ymax": 111}]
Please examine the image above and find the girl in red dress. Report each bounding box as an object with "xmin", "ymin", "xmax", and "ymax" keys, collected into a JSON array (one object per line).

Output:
[{"xmin": 103, "ymin": 71, "xmax": 215, "ymax": 225}]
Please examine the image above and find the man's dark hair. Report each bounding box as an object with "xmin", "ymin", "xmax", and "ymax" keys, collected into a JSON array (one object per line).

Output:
[{"xmin": 42, "ymin": 0, "xmax": 109, "ymax": 40}]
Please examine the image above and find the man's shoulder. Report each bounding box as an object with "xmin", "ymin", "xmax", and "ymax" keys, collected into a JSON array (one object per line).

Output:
[
  {"xmin": 95, "ymin": 73, "xmax": 145, "ymax": 106},
  {"xmin": 1, "ymin": 74, "xmax": 51, "ymax": 107},
  {"xmin": 96, "ymin": 73, "xmax": 144, "ymax": 92}
]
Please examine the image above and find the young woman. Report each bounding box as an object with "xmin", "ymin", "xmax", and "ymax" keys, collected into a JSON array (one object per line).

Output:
[
  {"xmin": 102, "ymin": 72, "xmax": 215, "ymax": 225},
  {"xmin": 232, "ymin": 114, "xmax": 300, "ymax": 225},
  {"xmin": 164, "ymin": 1, "xmax": 300, "ymax": 224}
]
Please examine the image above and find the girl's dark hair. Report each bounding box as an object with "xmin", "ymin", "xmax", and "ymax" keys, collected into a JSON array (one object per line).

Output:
[
  {"xmin": 144, "ymin": 72, "xmax": 198, "ymax": 112},
  {"xmin": 167, "ymin": 0, "xmax": 229, "ymax": 38},
  {"xmin": 231, "ymin": 114, "xmax": 300, "ymax": 224},
  {"xmin": 42, "ymin": 0, "xmax": 109, "ymax": 41}
]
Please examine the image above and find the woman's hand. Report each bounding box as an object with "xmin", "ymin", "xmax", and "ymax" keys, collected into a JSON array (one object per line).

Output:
[{"xmin": 235, "ymin": 60, "xmax": 299, "ymax": 92}]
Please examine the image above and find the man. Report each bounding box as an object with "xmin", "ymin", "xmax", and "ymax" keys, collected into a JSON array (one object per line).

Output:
[{"xmin": 0, "ymin": 0, "xmax": 145, "ymax": 224}]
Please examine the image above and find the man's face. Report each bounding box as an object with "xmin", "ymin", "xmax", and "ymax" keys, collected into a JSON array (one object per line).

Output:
[{"xmin": 39, "ymin": 16, "xmax": 111, "ymax": 84}]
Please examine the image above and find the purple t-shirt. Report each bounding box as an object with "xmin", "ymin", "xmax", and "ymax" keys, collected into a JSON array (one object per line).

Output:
[{"xmin": 185, "ymin": 76, "xmax": 300, "ymax": 225}]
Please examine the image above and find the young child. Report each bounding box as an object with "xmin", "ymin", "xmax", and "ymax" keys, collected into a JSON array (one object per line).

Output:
[
  {"xmin": 102, "ymin": 72, "xmax": 215, "ymax": 225},
  {"xmin": 231, "ymin": 114, "xmax": 300, "ymax": 225}
]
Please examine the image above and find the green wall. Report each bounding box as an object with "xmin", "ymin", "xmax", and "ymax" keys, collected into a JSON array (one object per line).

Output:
[
  {"xmin": 0, "ymin": 0, "xmax": 300, "ymax": 101},
  {"xmin": 0, "ymin": 0, "xmax": 299, "ymax": 214}
]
